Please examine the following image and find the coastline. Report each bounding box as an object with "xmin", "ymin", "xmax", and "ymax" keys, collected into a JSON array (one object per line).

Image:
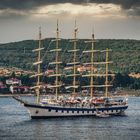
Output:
[
  {"xmin": 0, "ymin": 89, "xmax": 140, "ymax": 97},
  {"xmin": 115, "ymin": 89, "xmax": 140, "ymax": 97},
  {"xmin": 0, "ymin": 93, "xmax": 34, "ymax": 97}
]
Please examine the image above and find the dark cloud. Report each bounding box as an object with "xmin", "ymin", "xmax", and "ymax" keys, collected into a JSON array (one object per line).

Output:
[
  {"xmin": 0, "ymin": 0, "xmax": 140, "ymax": 16},
  {"xmin": 0, "ymin": 0, "xmax": 80, "ymax": 10},
  {"xmin": 92, "ymin": 0, "xmax": 140, "ymax": 10},
  {"xmin": 0, "ymin": 0, "xmax": 139, "ymax": 10}
]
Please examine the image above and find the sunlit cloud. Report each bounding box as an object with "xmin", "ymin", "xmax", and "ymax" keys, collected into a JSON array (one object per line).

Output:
[{"xmin": 31, "ymin": 3, "xmax": 124, "ymax": 19}]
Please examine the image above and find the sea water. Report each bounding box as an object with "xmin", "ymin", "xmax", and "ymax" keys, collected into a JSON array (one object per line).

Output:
[{"xmin": 0, "ymin": 96, "xmax": 140, "ymax": 140}]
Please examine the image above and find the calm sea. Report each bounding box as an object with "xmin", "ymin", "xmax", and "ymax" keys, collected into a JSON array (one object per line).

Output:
[{"xmin": 0, "ymin": 96, "xmax": 140, "ymax": 140}]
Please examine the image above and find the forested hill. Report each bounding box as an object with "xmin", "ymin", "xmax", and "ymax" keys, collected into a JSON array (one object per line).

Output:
[{"xmin": 0, "ymin": 38, "xmax": 140, "ymax": 73}]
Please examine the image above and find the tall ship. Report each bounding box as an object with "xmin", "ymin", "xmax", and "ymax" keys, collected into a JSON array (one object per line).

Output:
[{"xmin": 13, "ymin": 21, "xmax": 128, "ymax": 119}]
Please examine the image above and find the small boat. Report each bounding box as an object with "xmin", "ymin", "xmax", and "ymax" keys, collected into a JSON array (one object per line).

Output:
[
  {"xmin": 95, "ymin": 109, "xmax": 110, "ymax": 118},
  {"xmin": 95, "ymin": 113, "xmax": 110, "ymax": 118}
]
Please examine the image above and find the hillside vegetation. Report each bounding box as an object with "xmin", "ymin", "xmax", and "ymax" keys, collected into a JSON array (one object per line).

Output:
[{"xmin": 0, "ymin": 39, "xmax": 140, "ymax": 73}]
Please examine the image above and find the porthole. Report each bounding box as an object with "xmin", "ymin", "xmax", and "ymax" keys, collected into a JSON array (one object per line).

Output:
[{"xmin": 35, "ymin": 110, "xmax": 39, "ymax": 114}]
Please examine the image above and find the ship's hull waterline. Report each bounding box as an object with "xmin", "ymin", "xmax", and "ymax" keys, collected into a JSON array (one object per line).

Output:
[{"xmin": 24, "ymin": 103, "xmax": 128, "ymax": 119}]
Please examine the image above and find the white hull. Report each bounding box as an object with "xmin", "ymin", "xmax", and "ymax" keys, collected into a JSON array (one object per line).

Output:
[{"xmin": 24, "ymin": 103, "xmax": 128, "ymax": 119}]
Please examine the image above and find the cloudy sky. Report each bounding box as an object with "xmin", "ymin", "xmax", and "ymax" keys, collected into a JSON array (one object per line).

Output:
[{"xmin": 0, "ymin": 0, "xmax": 140, "ymax": 43}]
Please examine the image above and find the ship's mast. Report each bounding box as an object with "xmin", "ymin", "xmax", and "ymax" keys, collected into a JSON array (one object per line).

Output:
[
  {"xmin": 31, "ymin": 27, "xmax": 44, "ymax": 103},
  {"xmin": 82, "ymin": 32, "xmax": 96, "ymax": 98},
  {"xmin": 105, "ymin": 48, "xmax": 109, "ymax": 97},
  {"xmin": 66, "ymin": 21, "xmax": 80, "ymax": 95},
  {"xmin": 48, "ymin": 20, "xmax": 62, "ymax": 100},
  {"xmin": 73, "ymin": 21, "xmax": 78, "ymax": 94},
  {"xmin": 82, "ymin": 32, "xmax": 114, "ymax": 97},
  {"xmin": 55, "ymin": 20, "xmax": 59, "ymax": 99},
  {"xmin": 90, "ymin": 33, "xmax": 95, "ymax": 97}
]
